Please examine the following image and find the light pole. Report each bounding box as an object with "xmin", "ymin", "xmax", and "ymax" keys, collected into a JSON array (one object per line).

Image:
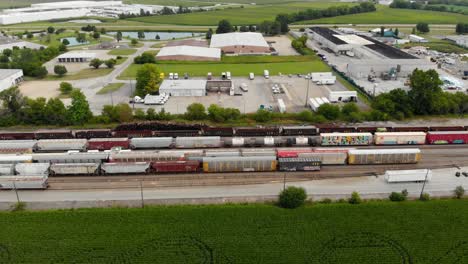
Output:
[
  {"xmin": 12, "ymin": 181, "xmax": 20, "ymax": 204},
  {"xmin": 419, "ymin": 169, "xmax": 430, "ymax": 199},
  {"xmin": 139, "ymin": 180, "xmax": 144, "ymax": 208},
  {"xmin": 305, "ymin": 75, "xmax": 310, "ymax": 107}
]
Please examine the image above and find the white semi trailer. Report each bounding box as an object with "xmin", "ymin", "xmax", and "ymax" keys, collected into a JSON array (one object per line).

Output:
[{"xmin": 385, "ymin": 169, "xmax": 432, "ymax": 183}]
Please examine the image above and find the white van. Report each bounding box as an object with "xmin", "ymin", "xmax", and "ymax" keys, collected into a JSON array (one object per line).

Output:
[
  {"xmin": 264, "ymin": 70, "xmax": 269, "ymax": 79},
  {"xmin": 174, "ymin": 73, "xmax": 179, "ymax": 80},
  {"xmin": 240, "ymin": 83, "xmax": 248, "ymax": 92},
  {"xmin": 249, "ymin": 72, "xmax": 254, "ymax": 80},
  {"xmin": 226, "ymin": 71, "xmax": 231, "ymax": 80},
  {"xmin": 169, "ymin": 73, "xmax": 174, "ymax": 80}
]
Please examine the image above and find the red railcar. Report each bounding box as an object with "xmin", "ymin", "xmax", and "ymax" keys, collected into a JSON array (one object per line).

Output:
[
  {"xmin": 112, "ymin": 130, "xmax": 152, "ymax": 138},
  {"xmin": 87, "ymin": 138, "xmax": 130, "ymax": 150},
  {"xmin": 35, "ymin": 129, "xmax": 73, "ymax": 139},
  {"xmin": 0, "ymin": 131, "xmax": 35, "ymax": 140},
  {"xmin": 392, "ymin": 126, "xmax": 429, "ymax": 132},
  {"xmin": 75, "ymin": 129, "xmax": 111, "ymax": 139},
  {"xmin": 277, "ymin": 148, "xmax": 313, "ymax": 158},
  {"xmin": 151, "ymin": 160, "xmax": 200, "ymax": 173},
  {"xmin": 426, "ymin": 131, "xmax": 468, "ymax": 144}
]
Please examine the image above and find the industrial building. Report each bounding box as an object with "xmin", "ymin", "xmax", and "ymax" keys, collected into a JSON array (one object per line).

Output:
[
  {"xmin": 309, "ymin": 27, "xmax": 373, "ymax": 54},
  {"xmin": 0, "ymin": 69, "xmax": 24, "ymax": 92},
  {"xmin": 159, "ymin": 80, "xmax": 207, "ymax": 96},
  {"xmin": 210, "ymin": 32, "xmax": 270, "ymax": 55},
  {"xmin": 57, "ymin": 52, "xmax": 96, "ymax": 63},
  {"xmin": 165, "ymin": 39, "xmax": 208, "ymax": 47},
  {"xmin": 445, "ymin": 35, "xmax": 468, "ymax": 48},
  {"xmin": 0, "ymin": 37, "xmax": 44, "ymax": 52},
  {"xmin": 156, "ymin": 46, "xmax": 221, "ymax": 61}
]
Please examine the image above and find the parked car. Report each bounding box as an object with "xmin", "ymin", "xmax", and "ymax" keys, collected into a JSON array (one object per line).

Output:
[
  {"xmin": 184, "ymin": 73, "xmax": 189, "ymax": 79},
  {"xmin": 207, "ymin": 72, "xmax": 212, "ymax": 80},
  {"xmin": 174, "ymin": 73, "xmax": 179, "ymax": 80},
  {"xmin": 169, "ymin": 73, "xmax": 174, "ymax": 80},
  {"xmin": 249, "ymin": 73, "xmax": 254, "ymax": 80}
]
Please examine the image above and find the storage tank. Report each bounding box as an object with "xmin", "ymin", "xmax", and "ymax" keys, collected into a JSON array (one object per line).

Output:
[
  {"xmin": 175, "ymin": 137, "xmax": 222, "ymax": 148},
  {"xmin": 36, "ymin": 139, "xmax": 88, "ymax": 151},
  {"xmin": 426, "ymin": 131, "xmax": 468, "ymax": 144},
  {"xmin": 320, "ymin": 133, "xmax": 373, "ymax": 146},
  {"xmin": 202, "ymin": 156, "xmax": 277, "ymax": 172},
  {"xmin": 88, "ymin": 138, "xmax": 130, "ymax": 150},
  {"xmin": 151, "ymin": 160, "xmax": 200, "ymax": 173},
  {"xmin": 348, "ymin": 148, "xmax": 421, "ymax": 165},
  {"xmin": 0, "ymin": 164, "xmax": 14, "ymax": 175},
  {"xmin": 32, "ymin": 151, "xmax": 109, "ymax": 163},
  {"xmin": 223, "ymin": 137, "xmax": 245, "ymax": 147},
  {"xmin": 385, "ymin": 169, "xmax": 432, "ymax": 183},
  {"xmin": 15, "ymin": 163, "xmax": 50, "ymax": 176},
  {"xmin": 278, "ymin": 157, "xmax": 321, "ymax": 171},
  {"xmin": 101, "ymin": 162, "xmax": 150, "ymax": 174},
  {"xmin": 374, "ymin": 132, "xmax": 426, "ymax": 145},
  {"xmin": 50, "ymin": 163, "xmax": 100, "ymax": 176},
  {"xmin": 130, "ymin": 137, "xmax": 173, "ymax": 149}
]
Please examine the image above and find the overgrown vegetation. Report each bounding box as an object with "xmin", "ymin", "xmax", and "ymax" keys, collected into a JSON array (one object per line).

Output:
[
  {"xmin": 0, "ymin": 46, "xmax": 61, "ymax": 78},
  {"xmin": 278, "ymin": 186, "xmax": 307, "ymax": 209}
]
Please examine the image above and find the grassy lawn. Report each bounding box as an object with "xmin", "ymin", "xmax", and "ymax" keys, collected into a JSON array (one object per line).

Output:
[
  {"xmin": 119, "ymin": 60, "xmax": 328, "ymax": 79},
  {"xmin": 296, "ymin": 5, "xmax": 468, "ymax": 24},
  {"xmin": 402, "ymin": 40, "xmax": 468, "ymax": 54},
  {"xmin": 1, "ymin": 200, "xmax": 467, "ymax": 263},
  {"xmin": 128, "ymin": 2, "xmax": 357, "ymax": 26},
  {"xmin": 115, "ymin": 56, "xmax": 128, "ymax": 65},
  {"xmin": 108, "ymin": 49, "xmax": 137, "ymax": 56},
  {"xmin": 46, "ymin": 68, "xmax": 113, "ymax": 81},
  {"xmin": 96, "ymin": 83, "xmax": 125, "ymax": 95}
]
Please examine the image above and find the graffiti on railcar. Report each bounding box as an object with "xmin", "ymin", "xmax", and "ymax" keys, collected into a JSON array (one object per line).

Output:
[{"xmin": 321, "ymin": 135, "xmax": 372, "ymax": 146}]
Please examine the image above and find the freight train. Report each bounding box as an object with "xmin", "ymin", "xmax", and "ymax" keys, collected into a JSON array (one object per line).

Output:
[{"xmin": 0, "ymin": 146, "xmax": 422, "ymax": 189}]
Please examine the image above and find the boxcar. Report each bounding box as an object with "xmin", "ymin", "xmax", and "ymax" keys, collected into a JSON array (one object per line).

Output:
[
  {"xmin": 234, "ymin": 127, "xmax": 280, "ymax": 137},
  {"xmin": 202, "ymin": 156, "xmax": 277, "ymax": 173},
  {"xmin": 50, "ymin": 163, "xmax": 100, "ymax": 176},
  {"xmin": 35, "ymin": 129, "xmax": 73, "ymax": 139},
  {"xmin": 348, "ymin": 149, "xmax": 421, "ymax": 165},
  {"xmin": 299, "ymin": 150, "xmax": 348, "ymax": 165},
  {"xmin": 277, "ymin": 148, "xmax": 313, "ymax": 158},
  {"xmin": 0, "ymin": 131, "xmax": 35, "ymax": 140},
  {"xmin": 202, "ymin": 127, "xmax": 234, "ymax": 136},
  {"xmin": 175, "ymin": 137, "xmax": 222, "ymax": 148},
  {"xmin": 281, "ymin": 126, "xmax": 318, "ymax": 136},
  {"xmin": 75, "ymin": 129, "xmax": 111, "ymax": 139},
  {"xmin": 101, "ymin": 162, "xmax": 150, "ymax": 174},
  {"xmin": 320, "ymin": 133, "xmax": 373, "ymax": 146},
  {"xmin": 87, "ymin": 138, "xmax": 130, "ymax": 150},
  {"xmin": 129, "ymin": 137, "xmax": 173, "ymax": 149},
  {"xmin": 429, "ymin": 126, "xmax": 465, "ymax": 132},
  {"xmin": 32, "ymin": 152, "xmax": 109, "ymax": 163},
  {"xmin": 0, "ymin": 154, "xmax": 33, "ymax": 164},
  {"xmin": 204, "ymin": 149, "xmax": 241, "ymax": 157},
  {"xmin": 392, "ymin": 126, "xmax": 429, "ymax": 132},
  {"xmin": 241, "ymin": 148, "xmax": 277, "ymax": 157},
  {"xmin": 426, "ymin": 131, "xmax": 468, "ymax": 144},
  {"xmin": 36, "ymin": 139, "xmax": 88, "ymax": 152},
  {"xmin": 0, "ymin": 164, "xmax": 15, "ymax": 175},
  {"xmin": 278, "ymin": 157, "xmax": 321, "ymax": 171},
  {"xmin": 0, "ymin": 175, "xmax": 48, "ymax": 189},
  {"xmin": 374, "ymin": 132, "xmax": 426, "ymax": 145},
  {"xmin": 15, "ymin": 163, "xmax": 50, "ymax": 176},
  {"xmin": 151, "ymin": 160, "xmax": 200, "ymax": 173}
]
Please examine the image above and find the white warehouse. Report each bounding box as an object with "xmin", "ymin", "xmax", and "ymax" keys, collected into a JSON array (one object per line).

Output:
[
  {"xmin": 57, "ymin": 52, "xmax": 96, "ymax": 63},
  {"xmin": 159, "ymin": 80, "xmax": 207, "ymax": 96},
  {"xmin": 0, "ymin": 69, "xmax": 24, "ymax": 92}
]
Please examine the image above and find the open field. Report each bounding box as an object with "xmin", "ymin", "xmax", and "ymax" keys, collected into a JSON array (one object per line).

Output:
[
  {"xmin": 128, "ymin": 2, "xmax": 355, "ymax": 26},
  {"xmin": 97, "ymin": 83, "xmax": 125, "ymax": 95},
  {"xmin": 0, "ymin": 200, "xmax": 467, "ymax": 263},
  {"xmin": 45, "ymin": 68, "xmax": 113, "ymax": 81},
  {"xmin": 118, "ymin": 60, "xmax": 329, "ymax": 79},
  {"xmin": 298, "ymin": 5, "xmax": 468, "ymax": 24}
]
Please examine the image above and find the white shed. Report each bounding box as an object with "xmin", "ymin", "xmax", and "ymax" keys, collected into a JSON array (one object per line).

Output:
[
  {"xmin": 159, "ymin": 80, "xmax": 207, "ymax": 96},
  {"xmin": 0, "ymin": 69, "xmax": 23, "ymax": 92}
]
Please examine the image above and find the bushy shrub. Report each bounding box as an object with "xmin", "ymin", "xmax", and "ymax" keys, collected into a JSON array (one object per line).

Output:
[
  {"xmin": 420, "ymin": 193, "xmax": 430, "ymax": 201},
  {"xmin": 454, "ymin": 186, "xmax": 465, "ymax": 199},
  {"xmin": 278, "ymin": 186, "xmax": 307, "ymax": 209},
  {"xmin": 348, "ymin": 191, "xmax": 362, "ymax": 204},
  {"xmin": 389, "ymin": 192, "xmax": 407, "ymax": 202}
]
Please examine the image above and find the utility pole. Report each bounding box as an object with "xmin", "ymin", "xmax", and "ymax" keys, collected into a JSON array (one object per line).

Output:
[
  {"xmin": 419, "ymin": 169, "xmax": 430, "ymax": 199},
  {"xmin": 139, "ymin": 180, "xmax": 144, "ymax": 208},
  {"xmin": 130, "ymin": 80, "xmax": 135, "ymax": 110},
  {"xmin": 13, "ymin": 181, "xmax": 20, "ymax": 204}
]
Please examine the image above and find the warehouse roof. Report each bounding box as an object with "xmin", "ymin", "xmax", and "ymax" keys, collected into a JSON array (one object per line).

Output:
[
  {"xmin": 57, "ymin": 52, "xmax": 96, "ymax": 59},
  {"xmin": 160, "ymin": 80, "xmax": 207, "ymax": 90},
  {"xmin": 360, "ymin": 35, "xmax": 417, "ymax": 59},
  {"xmin": 333, "ymin": 34, "xmax": 373, "ymax": 45},
  {"xmin": 310, "ymin": 27, "xmax": 347, "ymax": 45},
  {"xmin": 156, "ymin": 46, "xmax": 221, "ymax": 59},
  {"xmin": 165, "ymin": 39, "xmax": 208, "ymax": 47},
  {"xmin": 0, "ymin": 69, "xmax": 22, "ymax": 79},
  {"xmin": 210, "ymin": 32, "xmax": 269, "ymax": 48}
]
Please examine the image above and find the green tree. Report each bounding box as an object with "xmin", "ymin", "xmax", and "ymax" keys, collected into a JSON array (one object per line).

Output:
[
  {"xmin": 185, "ymin": 103, "xmax": 207, "ymax": 120},
  {"xmin": 47, "ymin": 26, "xmax": 55, "ymax": 34},
  {"xmin": 394, "ymin": 28, "xmax": 399, "ymax": 37},
  {"xmin": 89, "ymin": 58, "xmax": 103, "ymax": 69},
  {"xmin": 44, "ymin": 98, "xmax": 67, "ymax": 125},
  {"xmin": 254, "ymin": 109, "xmax": 272, "ymax": 122},
  {"xmin": 26, "ymin": 32, "xmax": 33, "ymax": 39},
  {"xmin": 317, "ymin": 103, "xmax": 341, "ymax": 120},
  {"xmin": 408, "ymin": 69, "xmax": 442, "ymax": 115},
  {"xmin": 0, "ymin": 87, "xmax": 25, "ymax": 116},
  {"xmin": 137, "ymin": 30, "xmax": 145, "ymax": 39},
  {"xmin": 134, "ymin": 52, "xmax": 156, "ymax": 64},
  {"xmin": 206, "ymin": 28, "xmax": 213, "ymax": 39},
  {"xmin": 389, "ymin": 191, "xmax": 407, "ymax": 202},
  {"xmin": 21, "ymin": 97, "xmax": 47, "ymax": 125},
  {"xmin": 104, "ymin": 58, "xmax": 116, "ymax": 68},
  {"xmin": 239, "ymin": 25, "xmax": 248, "ymax": 32},
  {"xmin": 416, "ymin": 22, "xmax": 430, "ymax": 33},
  {"xmin": 216, "ymin": 19, "xmax": 233, "ymax": 34},
  {"xmin": 76, "ymin": 33, "xmax": 87, "ymax": 43},
  {"xmin": 62, "ymin": 38, "xmax": 70, "ymax": 45},
  {"xmin": 155, "ymin": 34, "xmax": 160, "ymax": 40},
  {"xmin": 67, "ymin": 89, "xmax": 92, "ymax": 125},
  {"xmin": 275, "ymin": 13, "xmax": 290, "ymax": 33},
  {"xmin": 454, "ymin": 185, "xmax": 465, "ymax": 199},
  {"xmin": 2, "ymin": 49, "xmax": 12, "ymax": 57},
  {"xmin": 131, "ymin": 39, "xmax": 138, "ymax": 45},
  {"xmin": 116, "ymin": 31, "xmax": 123, "ymax": 42},
  {"xmin": 54, "ymin": 65, "xmax": 67, "ymax": 77},
  {"xmin": 348, "ymin": 191, "xmax": 362, "ymax": 204},
  {"xmin": 341, "ymin": 102, "xmax": 359, "ymax": 116},
  {"xmin": 92, "ymin": 32, "xmax": 100, "ymax": 39},
  {"xmin": 100, "ymin": 27, "xmax": 106, "ymax": 34},
  {"xmin": 278, "ymin": 186, "xmax": 307, "ymax": 209},
  {"xmin": 59, "ymin": 82, "xmax": 73, "ymax": 95},
  {"xmin": 136, "ymin": 64, "xmax": 161, "ymax": 96}
]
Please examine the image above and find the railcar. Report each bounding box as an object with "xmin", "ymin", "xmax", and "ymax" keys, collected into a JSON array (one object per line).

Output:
[
  {"xmin": 0, "ymin": 175, "xmax": 48, "ymax": 189},
  {"xmin": 32, "ymin": 151, "xmax": 109, "ymax": 163},
  {"xmin": 101, "ymin": 162, "xmax": 150, "ymax": 174},
  {"xmin": 36, "ymin": 139, "xmax": 88, "ymax": 152},
  {"xmin": 0, "ymin": 131, "xmax": 35, "ymax": 140},
  {"xmin": 202, "ymin": 156, "xmax": 277, "ymax": 173},
  {"xmin": 278, "ymin": 157, "xmax": 321, "ymax": 171},
  {"xmin": 151, "ymin": 161, "xmax": 200, "ymax": 173},
  {"xmin": 320, "ymin": 133, "xmax": 373, "ymax": 146},
  {"xmin": 130, "ymin": 137, "xmax": 173, "ymax": 149},
  {"xmin": 426, "ymin": 131, "xmax": 468, "ymax": 144},
  {"xmin": 50, "ymin": 163, "xmax": 100, "ymax": 176},
  {"xmin": 35, "ymin": 129, "xmax": 73, "ymax": 139},
  {"xmin": 348, "ymin": 148, "xmax": 421, "ymax": 165},
  {"xmin": 281, "ymin": 126, "xmax": 318, "ymax": 136},
  {"xmin": 74, "ymin": 129, "xmax": 111, "ymax": 139},
  {"xmin": 374, "ymin": 132, "xmax": 426, "ymax": 145},
  {"xmin": 87, "ymin": 138, "xmax": 130, "ymax": 150}
]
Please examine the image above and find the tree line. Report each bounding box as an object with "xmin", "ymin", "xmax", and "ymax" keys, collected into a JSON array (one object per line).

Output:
[
  {"xmin": 390, "ymin": 0, "xmax": 468, "ymax": 15},
  {"xmin": 0, "ymin": 46, "xmax": 62, "ymax": 78}
]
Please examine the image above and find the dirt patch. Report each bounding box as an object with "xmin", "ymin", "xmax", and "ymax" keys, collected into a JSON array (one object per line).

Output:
[{"xmin": 19, "ymin": 81, "xmax": 61, "ymax": 99}]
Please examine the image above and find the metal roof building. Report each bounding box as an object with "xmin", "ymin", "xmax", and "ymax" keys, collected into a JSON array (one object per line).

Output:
[
  {"xmin": 156, "ymin": 45, "xmax": 221, "ymax": 61},
  {"xmin": 57, "ymin": 52, "xmax": 96, "ymax": 63},
  {"xmin": 159, "ymin": 80, "xmax": 207, "ymax": 96},
  {"xmin": 0, "ymin": 69, "xmax": 23, "ymax": 92},
  {"xmin": 210, "ymin": 32, "xmax": 270, "ymax": 55}
]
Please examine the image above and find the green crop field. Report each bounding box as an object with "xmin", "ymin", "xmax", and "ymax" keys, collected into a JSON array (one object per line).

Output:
[
  {"xmin": 0, "ymin": 200, "xmax": 467, "ymax": 263},
  {"xmin": 128, "ymin": 2, "xmax": 355, "ymax": 26},
  {"xmin": 297, "ymin": 5, "xmax": 468, "ymax": 24}
]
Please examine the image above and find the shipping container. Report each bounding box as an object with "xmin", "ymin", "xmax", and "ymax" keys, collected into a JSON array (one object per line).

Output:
[
  {"xmin": 374, "ymin": 132, "xmax": 426, "ymax": 145},
  {"xmin": 0, "ymin": 175, "xmax": 48, "ymax": 189},
  {"xmin": 202, "ymin": 156, "xmax": 277, "ymax": 173},
  {"xmin": 426, "ymin": 131, "xmax": 468, "ymax": 144},
  {"xmin": 88, "ymin": 138, "xmax": 130, "ymax": 150},
  {"xmin": 74, "ymin": 129, "xmax": 111, "ymax": 139},
  {"xmin": 175, "ymin": 136, "xmax": 222, "ymax": 148},
  {"xmin": 0, "ymin": 154, "xmax": 33, "ymax": 164},
  {"xmin": 278, "ymin": 157, "xmax": 321, "ymax": 171},
  {"xmin": 35, "ymin": 129, "xmax": 73, "ymax": 139},
  {"xmin": 384, "ymin": 169, "xmax": 432, "ymax": 183},
  {"xmin": 281, "ymin": 126, "xmax": 318, "ymax": 136},
  {"xmin": 130, "ymin": 137, "xmax": 173, "ymax": 149},
  {"xmin": 0, "ymin": 131, "xmax": 35, "ymax": 140},
  {"xmin": 0, "ymin": 140, "xmax": 37, "ymax": 151},
  {"xmin": 151, "ymin": 160, "xmax": 200, "ymax": 173},
  {"xmin": 348, "ymin": 149, "xmax": 421, "ymax": 165},
  {"xmin": 32, "ymin": 151, "xmax": 109, "ymax": 163},
  {"xmin": 50, "ymin": 163, "xmax": 100, "ymax": 176},
  {"xmin": 101, "ymin": 162, "xmax": 150, "ymax": 174},
  {"xmin": 320, "ymin": 133, "xmax": 373, "ymax": 146},
  {"xmin": 36, "ymin": 139, "xmax": 88, "ymax": 151},
  {"xmin": 0, "ymin": 164, "xmax": 14, "ymax": 175},
  {"xmin": 109, "ymin": 151, "xmax": 184, "ymax": 162},
  {"xmin": 15, "ymin": 163, "xmax": 50, "ymax": 176}
]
